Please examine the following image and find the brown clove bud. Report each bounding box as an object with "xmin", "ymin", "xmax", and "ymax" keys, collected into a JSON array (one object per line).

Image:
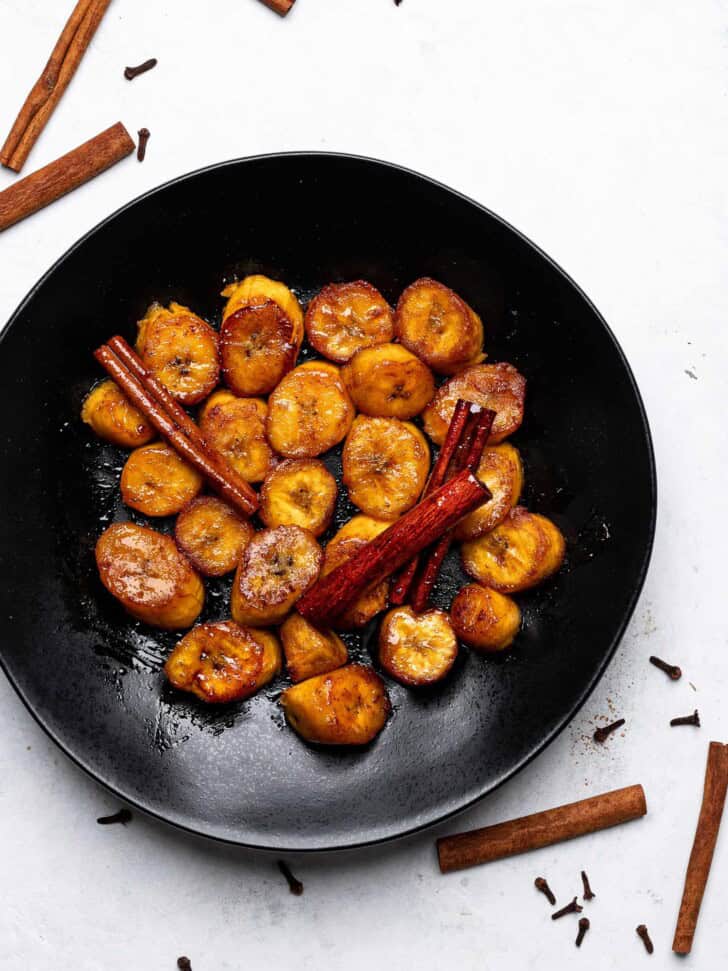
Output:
[
  {"xmin": 636, "ymin": 924, "xmax": 654, "ymax": 954},
  {"xmin": 670, "ymin": 710, "xmax": 700, "ymax": 727},
  {"xmin": 97, "ymin": 808, "xmax": 132, "ymax": 825},
  {"xmin": 177, "ymin": 959, "xmax": 192, "ymax": 971},
  {"xmin": 534, "ymin": 876, "xmax": 556, "ymax": 905},
  {"xmin": 552, "ymin": 897, "xmax": 583, "ymax": 920},
  {"xmin": 137, "ymin": 128, "xmax": 151, "ymax": 162},
  {"xmin": 594, "ymin": 718, "xmax": 625, "ymax": 743},
  {"xmin": 124, "ymin": 58, "xmax": 158, "ymax": 81},
  {"xmin": 575, "ymin": 917, "xmax": 590, "ymax": 947},
  {"xmin": 649, "ymin": 655, "xmax": 681, "ymax": 680},
  {"xmin": 580, "ymin": 870, "xmax": 595, "ymax": 900},
  {"xmin": 277, "ymin": 860, "xmax": 303, "ymax": 896}
]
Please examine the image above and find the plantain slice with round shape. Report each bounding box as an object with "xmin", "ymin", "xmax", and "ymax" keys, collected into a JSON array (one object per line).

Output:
[
  {"xmin": 220, "ymin": 299, "xmax": 298, "ymax": 396},
  {"xmin": 95, "ymin": 522, "xmax": 204, "ymax": 629},
  {"xmin": 342, "ymin": 342, "xmax": 435, "ymax": 419},
  {"xmin": 450, "ymin": 584, "xmax": 521, "ymax": 652},
  {"xmin": 260, "ymin": 458, "xmax": 337, "ymax": 536},
  {"xmin": 378, "ymin": 606, "xmax": 458, "ymax": 687},
  {"xmin": 136, "ymin": 302, "xmax": 219, "ymax": 405},
  {"xmin": 266, "ymin": 361, "xmax": 354, "ymax": 458},
  {"xmin": 221, "ymin": 275, "xmax": 304, "ymax": 348},
  {"xmin": 461, "ymin": 506, "xmax": 566, "ymax": 593},
  {"xmin": 422, "ymin": 362, "xmax": 526, "ymax": 446},
  {"xmin": 453, "ymin": 443, "xmax": 523, "ymax": 541},
  {"xmin": 394, "ymin": 277, "xmax": 485, "ymax": 374},
  {"xmin": 231, "ymin": 525, "xmax": 322, "ymax": 627},
  {"xmin": 120, "ymin": 442, "xmax": 203, "ymax": 516},
  {"xmin": 281, "ymin": 663, "xmax": 390, "ymax": 746},
  {"xmin": 304, "ymin": 280, "xmax": 394, "ymax": 363},
  {"xmin": 322, "ymin": 515, "xmax": 391, "ymax": 630},
  {"xmin": 164, "ymin": 620, "xmax": 281, "ymax": 703},
  {"xmin": 81, "ymin": 379, "xmax": 155, "ymax": 448},
  {"xmin": 342, "ymin": 416, "xmax": 430, "ymax": 520},
  {"xmin": 199, "ymin": 390, "xmax": 272, "ymax": 483},
  {"xmin": 174, "ymin": 495, "xmax": 254, "ymax": 577},
  {"xmin": 280, "ymin": 613, "xmax": 348, "ymax": 683}
]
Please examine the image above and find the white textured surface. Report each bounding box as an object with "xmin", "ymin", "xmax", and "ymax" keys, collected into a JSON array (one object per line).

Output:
[{"xmin": 1, "ymin": 0, "xmax": 728, "ymax": 968}]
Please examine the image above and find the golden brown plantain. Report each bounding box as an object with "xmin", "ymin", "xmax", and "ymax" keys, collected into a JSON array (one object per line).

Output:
[
  {"xmin": 453, "ymin": 443, "xmax": 523, "ymax": 541},
  {"xmin": 164, "ymin": 620, "xmax": 281, "ymax": 703},
  {"xmin": 281, "ymin": 664, "xmax": 390, "ymax": 745},
  {"xmin": 450, "ymin": 584, "xmax": 521, "ymax": 652},
  {"xmin": 422, "ymin": 363, "xmax": 526, "ymax": 446},
  {"xmin": 460, "ymin": 506, "xmax": 566, "ymax": 593},
  {"xmin": 266, "ymin": 361, "xmax": 354, "ymax": 458},
  {"xmin": 259, "ymin": 458, "xmax": 337, "ymax": 536},
  {"xmin": 304, "ymin": 280, "xmax": 394, "ymax": 363},
  {"xmin": 342, "ymin": 416, "xmax": 430, "ymax": 520},
  {"xmin": 174, "ymin": 495, "xmax": 254, "ymax": 577},
  {"xmin": 341, "ymin": 342, "xmax": 435, "ymax": 419},
  {"xmin": 120, "ymin": 442, "xmax": 203, "ymax": 516},
  {"xmin": 198, "ymin": 390, "xmax": 272, "ymax": 483},
  {"xmin": 231, "ymin": 525, "xmax": 322, "ymax": 626},
  {"xmin": 81, "ymin": 379, "xmax": 154, "ymax": 448},
  {"xmin": 322, "ymin": 515, "xmax": 391, "ymax": 629},
  {"xmin": 378, "ymin": 606, "xmax": 458, "ymax": 687},
  {"xmin": 136, "ymin": 302, "xmax": 219, "ymax": 405},
  {"xmin": 280, "ymin": 613, "xmax": 348, "ymax": 683},
  {"xmin": 221, "ymin": 275, "xmax": 304, "ymax": 348},
  {"xmin": 95, "ymin": 522, "xmax": 204, "ymax": 629},
  {"xmin": 394, "ymin": 278, "xmax": 485, "ymax": 374},
  {"xmin": 220, "ymin": 299, "xmax": 297, "ymax": 396}
]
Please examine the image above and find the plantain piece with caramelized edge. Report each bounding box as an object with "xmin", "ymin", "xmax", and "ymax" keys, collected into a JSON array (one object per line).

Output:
[
  {"xmin": 95, "ymin": 522, "xmax": 204, "ymax": 629},
  {"xmin": 231, "ymin": 525, "xmax": 322, "ymax": 627},
  {"xmin": 461, "ymin": 506, "xmax": 566, "ymax": 593},
  {"xmin": 342, "ymin": 342, "xmax": 435, "ymax": 419},
  {"xmin": 220, "ymin": 299, "xmax": 298, "ymax": 397},
  {"xmin": 450, "ymin": 584, "xmax": 521, "ymax": 653},
  {"xmin": 199, "ymin": 390, "xmax": 272, "ymax": 483},
  {"xmin": 280, "ymin": 613, "xmax": 348, "ymax": 683},
  {"xmin": 266, "ymin": 361, "xmax": 354, "ymax": 458},
  {"xmin": 378, "ymin": 606, "xmax": 458, "ymax": 687},
  {"xmin": 422, "ymin": 363, "xmax": 526, "ymax": 447},
  {"xmin": 281, "ymin": 664, "xmax": 390, "ymax": 746},
  {"xmin": 174, "ymin": 495, "xmax": 254, "ymax": 577},
  {"xmin": 260, "ymin": 458, "xmax": 337, "ymax": 536},
  {"xmin": 81, "ymin": 379, "xmax": 154, "ymax": 448},
  {"xmin": 164, "ymin": 620, "xmax": 281, "ymax": 703},
  {"xmin": 453, "ymin": 443, "xmax": 523, "ymax": 541},
  {"xmin": 322, "ymin": 515, "xmax": 391, "ymax": 629},
  {"xmin": 136, "ymin": 302, "xmax": 219, "ymax": 405},
  {"xmin": 394, "ymin": 278, "xmax": 485, "ymax": 375},
  {"xmin": 304, "ymin": 280, "xmax": 394, "ymax": 363},
  {"xmin": 120, "ymin": 442, "xmax": 203, "ymax": 516},
  {"xmin": 342, "ymin": 416, "xmax": 430, "ymax": 520},
  {"xmin": 221, "ymin": 275, "xmax": 304, "ymax": 348}
]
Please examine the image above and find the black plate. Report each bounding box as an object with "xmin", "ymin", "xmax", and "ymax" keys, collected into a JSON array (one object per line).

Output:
[{"xmin": 0, "ymin": 154, "xmax": 655, "ymax": 851}]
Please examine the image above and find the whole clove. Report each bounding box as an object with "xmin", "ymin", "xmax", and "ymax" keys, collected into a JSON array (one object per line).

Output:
[
  {"xmin": 594, "ymin": 718, "xmax": 625, "ymax": 743},
  {"xmin": 124, "ymin": 58, "xmax": 158, "ymax": 81},
  {"xmin": 671, "ymin": 710, "xmax": 700, "ymax": 728},
  {"xmin": 177, "ymin": 959, "xmax": 192, "ymax": 971},
  {"xmin": 650, "ymin": 655, "xmax": 682, "ymax": 680},
  {"xmin": 97, "ymin": 808, "xmax": 132, "ymax": 825},
  {"xmin": 534, "ymin": 876, "xmax": 556, "ymax": 905},
  {"xmin": 552, "ymin": 897, "xmax": 583, "ymax": 920},
  {"xmin": 277, "ymin": 860, "xmax": 303, "ymax": 895},
  {"xmin": 636, "ymin": 924, "xmax": 654, "ymax": 954},
  {"xmin": 581, "ymin": 870, "xmax": 595, "ymax": 900},
  {"xmin": 137, "ymin": 128, "xmax": 150, "ymax": 162},
  {"xmin": 575, "ymin": 917, "xmax": 590, "ymax": 947}
]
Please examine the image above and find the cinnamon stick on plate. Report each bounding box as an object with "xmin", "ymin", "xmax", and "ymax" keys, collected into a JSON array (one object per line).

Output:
[
  {"xmin": 1, "ymin": 0, "xmax": 114, "ymax": 172},
  {"xmin": 257, "ymin": 0, "xmax": 296, "ymax": 15}
]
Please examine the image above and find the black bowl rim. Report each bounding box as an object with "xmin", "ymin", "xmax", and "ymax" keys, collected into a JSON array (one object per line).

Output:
[{"xmin": 0, "ymin": 151, "xmax": 657, "ymax": 853}]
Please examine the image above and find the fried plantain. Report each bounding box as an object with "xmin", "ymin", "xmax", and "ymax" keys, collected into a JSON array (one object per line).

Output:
[
  {"xmin": 199, "ymin": 390, "xmax": 272, "ymax": 483},
  {"xmin": 378, "ymin": 606, "xmax": 458, "ymax": 687},
  {"xmin": 136, "ymin": 302, "xmax": 219, "ymax": 405},
  {"xmin": 450, "ymin": 584, "xmax": 521, "ymax": 652},
  {"xmin": 259, "ymin": 458, "xmax": 337, "ymax": 536},
  {"xmin": 281, "ymin": 663, "xmax": 390, "ymax": 745},
  {"xmin": 220, "ymin": 299, "xmax": 298, "ymax": 396},
  {"xmin": 453, "ymin": 443, "xmax": 523, "ymax": 541},
  {"xmin": 266, "ymin": 361, "xmax": 354, "ymax": 458},
  {"xmin": 304, "ymin": 280, "xmax": 393, "ymax": 363},
  {"xmin": 95, "ymin": 521, "xmax": 204, "ymax": 629},
  {"xmin": 221, "ymin": 275, "xmax": 304, "ymax": 348},
  {"xmin": 322, "ymin": 515, "xmax": 391, "ymax": 629},
  {"xmin": 174, "ymin": 495, "xmax": 254, "ymax": 576},
  {"xmin": 342, "ymin": 416, "xmax": 430, "ymax": 520},
  {"xmin": 81, "ymin": 379, "xmax": 154, "ymax": 448},
  {"xmin": 231, "ymin": 525, "xmax": 322, "ymax": 626},
  {"xmin": 120, "ymin": 442, "xmax": 204, "ymax": 516},
  {"xmin": 280, "ymin": 613, "xmax": 348, "ymax": 683},
  {"xmin": 422, "ymin": 363, "xmax": 526, "ymax": 446},
  {"xmin": 341, "ymin": 342, "xmax": 435, "ymax": 419}
]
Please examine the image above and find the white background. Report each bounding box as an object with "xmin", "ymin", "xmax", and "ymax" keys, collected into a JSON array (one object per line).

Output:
[{"xmin": 1, "ymin": 1, "xmax": 728, "ymax": 968}]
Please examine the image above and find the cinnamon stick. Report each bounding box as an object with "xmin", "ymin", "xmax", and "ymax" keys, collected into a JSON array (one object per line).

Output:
[
  {"xmin": 1, "ymin": 0, "xmax": 114, "ymax": 172},
  {"xmin": 672, "ymin": 742, "xmax": 728, "ymax": 954},
  {"xmin": 296, "ymin": 470, "xmax": 488, "ymax": 626},
  {"xmin": 0, "ymin": 122, "xmax": 134, "ymax": 232},
  {"xmin": 257, "ymin": 0, "xmax": 296, "ymax": 15},
  {"xmin": 437, "ymin": 784, "xmax": 647, "ymax": 873}
]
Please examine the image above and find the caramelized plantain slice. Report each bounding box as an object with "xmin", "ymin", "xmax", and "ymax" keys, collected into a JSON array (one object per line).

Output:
[
  {"xmin": 221, "ymin": 275, "xmax": 304, "ymax": 348},
  {"xmin": 81, "ymin": 379, "xmax": 154, "ymax": 448},
  {"xmin": 199, "ymin": 390, "xmax": 272, "ymax": 483},
  {"xmin": 95, "ymin": 522, "xmax": 204, "ymax": 629},
  {"xmin": 304, "ymin": 280, "xmax": 394, "ymax": 363},
  {"xmin": 164, "ymin": 620, "xmax": 281, "ymax": 703},
  {"xmin": 220, "ymin": 299, "xmax": 297, "ymax": 396},
  {"xmin": 281, "ymin": 664, "xmax": 390, "ymax": 745},
  {"xmin": 422, "ymin": 363, "xmax": 526, "ymax": 446},
  {"xmin": 322, "ymin": 516, "xmax": 391, "ymax": 630},
  {"xmin": 120, "ymin": 442, "xmax": 204, "ymax": 516},
  {"xmin": 342, "ymin": 416, "xmax": 430, "ymax": 520},
  {"xmin": 231, "ymin": 525, "xmax": 322, "ymax": 626},
  {"xmin": 266, "ymin": 361, "xmax": 354, "ymax": 458},
  {"xmin": 280, "ymin": 613, "xmax": 348, "ymax": 683},
  {"xmin": 450, "ymin": 584, "xmax": 521, "ymax": 652},
  {"xmin": 136, "ymin": 302, "xmax": 219, "ymax": 405},
  {"xmin": 453, "ymin": 443, "xmax": 523, "ymax": 541},
  {"xmin": 460, "ymin": 506, "xmax": 566, "ymax": 593},
  {"xmin": 378, "ymin": 606, "xmax": 458, "ymax": 687},
  {"xmin": 342, "ymin": 342, "xmax": 435, "ymax": 419},
  {"xmin": 174, "ymin": 495, "xmax": 254, "ymax": 576},
  {"xmin": 260, "ymin": 458, "xmax": 337, "ymax": 536},
  {"xmin": 394, "ymin": 278, "xmax": 485, "ymax": 374}
]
